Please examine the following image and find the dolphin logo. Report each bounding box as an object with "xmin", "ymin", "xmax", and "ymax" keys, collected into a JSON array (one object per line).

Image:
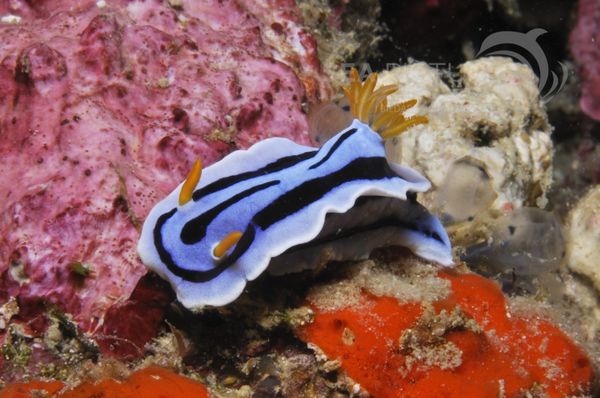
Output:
[{"xmin": 476, "ymin": 29, "xmax": 568, "ymax": 102}]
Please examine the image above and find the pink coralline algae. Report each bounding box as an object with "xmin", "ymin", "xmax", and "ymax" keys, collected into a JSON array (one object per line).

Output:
[
  {"xmin": 570, "ymin": 0, "xmax": 600, "ymax": 121},
  {"xmin": 0, "ymin": 0, "xmax": 331, "ymax": 354}
]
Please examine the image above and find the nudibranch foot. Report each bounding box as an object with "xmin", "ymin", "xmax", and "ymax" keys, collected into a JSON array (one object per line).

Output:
[{"xmin": 268, "ymin": 195, "xmax": 452, "ymax": 276}]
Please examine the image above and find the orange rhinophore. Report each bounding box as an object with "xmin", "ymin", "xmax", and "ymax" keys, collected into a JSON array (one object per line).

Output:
[
  {"xmin": 213, "ymin": 230, "xmax": 243, "ymax": 258},
  {"xmin": 179, "ymin": 159, "xmax": 203, "ymax": 206}
]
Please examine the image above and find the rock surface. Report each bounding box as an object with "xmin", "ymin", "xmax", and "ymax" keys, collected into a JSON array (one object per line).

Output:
[
  {"xmin": 570, "ymin": 0, "xmax": 600, "ymax": 122},
  {"xmin": 566, "ymin": 185, "xmax": 600, "ymax": 292},
  {"xmin": 462, "ymin": 207, "xmax": 564, "ymax": 277},
  {"xmin": 0, "ymin": 0, "xmax": 329, "ymax": 347},
  {"xmin": 379, "ymin": 58, "xmax": 553, "ymax": 213}
]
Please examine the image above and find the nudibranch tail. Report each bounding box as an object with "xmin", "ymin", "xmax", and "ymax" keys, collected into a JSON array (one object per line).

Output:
[
  {"xmin": 213, "ymin": 230, "xmax": 243, "ymax": 258},
  {"xmin": 343, "ymin": 68, "xmax": 428, "ymax": 139},
  {"xmin": 179, "ymin": 159, "xmax": 202, "ymax": 206}
]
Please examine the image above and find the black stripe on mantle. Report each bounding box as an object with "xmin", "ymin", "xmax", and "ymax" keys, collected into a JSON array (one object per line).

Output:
[
  {"xmin": 192, "ymin": 151, "xmax": 317, "ymax": 201},
  {"xmin": 181, "ymin": 180, "xmax": 280, "ymax": 245},
  {"xmin": 254, "ymin": 156, "xmax": 398, "ymax": 229},
  {"xmin": 154, "ymin": 208, "xmax": 258, "ymax": 283},
  {"xmin": 308, "ymin": 128, "xmax": 357, "ymax": 170},
  {"xmin": 190, "ymin": 127, "xmax": 357, "ymax": 201},
  {"xmin": 154, "ymin": 156, "xmax": 402, "ymax": 283}
]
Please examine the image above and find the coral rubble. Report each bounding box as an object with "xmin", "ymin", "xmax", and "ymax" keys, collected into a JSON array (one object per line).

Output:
[{"xmin": 380, "ymin": 58, "xmax": 553, "ymax": 212}]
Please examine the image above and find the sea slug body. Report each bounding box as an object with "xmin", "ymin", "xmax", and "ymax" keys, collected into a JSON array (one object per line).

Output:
[{"xmin": 138, "ymin": 70, "xmax": 453, "ymax": 309}]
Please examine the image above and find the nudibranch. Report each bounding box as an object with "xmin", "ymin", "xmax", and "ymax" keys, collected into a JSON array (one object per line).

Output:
[{"xmin": 138, "ymin": 69, "xmax": 453, "ymax": 309}]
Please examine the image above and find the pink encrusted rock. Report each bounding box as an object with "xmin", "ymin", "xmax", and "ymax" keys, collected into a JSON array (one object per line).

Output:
[
  {"xmin": 570, "ymin": 0, "xmax": 600, "ymax": 121},
  {"xmin": 0, "ymin": 0, "xmax": 331, "ymax": 352}
]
